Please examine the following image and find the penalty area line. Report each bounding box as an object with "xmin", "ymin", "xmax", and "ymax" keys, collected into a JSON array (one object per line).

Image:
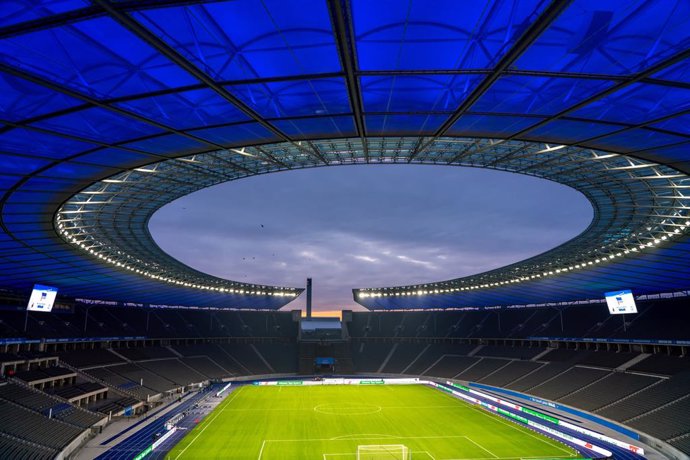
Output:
[{"xmin": 464, "ymin": 436, "xmax": 499, "ymax": 459}]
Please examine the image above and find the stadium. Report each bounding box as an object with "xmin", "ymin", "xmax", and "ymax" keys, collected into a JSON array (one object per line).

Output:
[{"xmin": 0, "ymin": 0, "xmax": 689, "ymax": 459}]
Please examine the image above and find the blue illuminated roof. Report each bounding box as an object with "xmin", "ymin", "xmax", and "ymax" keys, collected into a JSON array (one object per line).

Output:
[{"xmin": 0, "ymin": 0, "xmax": 689, "ymax": 310}]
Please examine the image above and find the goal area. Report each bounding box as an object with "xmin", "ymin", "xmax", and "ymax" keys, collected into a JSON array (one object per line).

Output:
[{"xmin": 356, "ymin": 444, "xmax": 410, "ymax": 459}]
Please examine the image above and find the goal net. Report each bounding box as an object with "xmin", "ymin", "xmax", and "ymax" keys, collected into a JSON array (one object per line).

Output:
[{"xmin": 357, "ymin": 444, "xmax": 410, "ymax": 460}]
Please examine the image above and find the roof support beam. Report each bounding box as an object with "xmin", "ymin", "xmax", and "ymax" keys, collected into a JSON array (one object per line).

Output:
[
  {"xmin": 0, "ymin": 0, "xmax": 229, "ymax": 39},
  {"xmin": 91, "ymin": 0, "xmax": 328, "ymax": 166},
  {"xmin": 409, "ymin": 0, "xmax": 573, "ymax": 162},
  {"xmin": 327, "ymin": 0, "xmax": 369, "ymax": 161}
]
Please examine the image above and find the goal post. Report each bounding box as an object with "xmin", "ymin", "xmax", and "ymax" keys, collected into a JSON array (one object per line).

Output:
[{"xmin": 356, "ymin": 444, "xmax": 410, "ymax": 460}]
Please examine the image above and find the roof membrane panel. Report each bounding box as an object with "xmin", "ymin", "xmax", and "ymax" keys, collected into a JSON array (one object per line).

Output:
[
  {"xmin": 361, "ymin": 74, "xmax": 483, "ymax": 112},
  {"xmin": 365, "ymin": 114, "xmax": 448, "ymax": 135},
  {"xmin": 0, "ymin": 71, "xmax": 83, "ymax": 121},
  {"xmin": 472, "ymin": 76, "xmax": 614, "ymax": 116},
  {"xmin": 525, "ymin": 119, "xmax": 621, "ymax": 144},
  {"xmin": 449, "ymin": 114, "xmax": 542, "ymax": 138},
  {"xmin": 189, "ymin": 123, "xmax": 279, "ymax": 147},
  {"xmin": 353, "ymin": 0, "xmax": 546, "ymax": 70},
  {"xmin": 272, "ymin": 116, "xmax": 356, "ymax": 139},
  {"xmin": 134, "ymin": 0, "xmax": 341, "ymax": 81},
  {"xmin": 116, "ymin": 88, "xmax": 251, "ymax": 130},
  {"xmin": 0, "ymin": 0, "xmax": 88, "ymax": 28},
  {"xmin": 571, "ymin": 83, "xmax": 690, "ymax": 126},
  {"xmin": 227, "ymin": 78, "xmax": 350, "ymax": 118},
  {"xmin": 516, "ymin": 0, "xmax": 690, "ymax": 75},
  {"xmin": 31, "ymin": 106, "xmax": 164, "ymax": 143},
  {"xmin": 0, "ymin": 16, "xmax": 197, "ymax": 98},
  {"xmin": 0, "ymin": 128, "xmax": 96, "ymax": 159},
  {"xmin": 0, "ymin": 0, "xmax": 687, "ymax": 309}
]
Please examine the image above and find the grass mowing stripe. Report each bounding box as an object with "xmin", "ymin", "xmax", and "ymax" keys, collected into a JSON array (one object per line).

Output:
[
  {"xmin": 167, "ymin": 385, "xmax": 584, "ymax": 459},
  {"xmin": 172, "ymin": 386, "xmax": 245, "ymax": 460},
  {"xmin": 467, "ymin": 403, "xmax": 574, "ymax": 456},
  {"xmin": 464, "ymin": 436, "xmax": 499, "ymax": 458},
  {"xmin": 433, "ymin": 390, "xmax": 574, "ymax": 456}
]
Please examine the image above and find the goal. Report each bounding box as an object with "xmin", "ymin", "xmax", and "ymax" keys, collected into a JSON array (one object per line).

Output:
[{"xmin": 357, "ymin": 444, "xmax": 410, "ymax": 459}]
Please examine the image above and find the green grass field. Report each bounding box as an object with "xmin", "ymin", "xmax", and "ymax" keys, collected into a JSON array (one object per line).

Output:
[{"xmin": 167, "ymin": 384, "xmax": 583, "ymax": 459}]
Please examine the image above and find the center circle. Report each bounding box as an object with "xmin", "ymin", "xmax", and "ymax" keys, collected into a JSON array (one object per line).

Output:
[{"xmin": 314, "ymin": 403, "xmax": 382, "ymax": 415}]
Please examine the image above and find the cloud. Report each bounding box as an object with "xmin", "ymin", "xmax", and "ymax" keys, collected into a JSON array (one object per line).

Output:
[
  {"xmin": 352, "ymin": 255, "xmax": 379, "ymax": 263},
  {"xmin": 149, "ymin": 165, "xmax": 592, "ymax": 312},
  {"xmin": 396, "ymin": 254, "xmax": 436, "ymax": 270}
]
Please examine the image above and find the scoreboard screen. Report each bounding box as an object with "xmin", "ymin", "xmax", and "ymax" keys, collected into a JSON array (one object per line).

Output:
[
  {"xmin": 605, "ymin": 289, "xmax": 637, "ymax": 315},
  {"xmin": 27, "ymin": 284, "xmax": 58, "ymax": 312}
]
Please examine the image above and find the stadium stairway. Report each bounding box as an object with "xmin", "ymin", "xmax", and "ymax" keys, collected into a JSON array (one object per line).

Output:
[
  {"xmin": 400, "ymin": 344, "xmax": 431, "ymax": 374},
  {"xmin": 4, "ymin": 378, "xmax": 106, "ymax": 428},
  {"xmin": 376, "ymin": 343, "xmax": 399, "ymax": 373},
  {"xmin": 164, "ymin": 346, "xmax": 184, "ymax": 358},
  {"xmin": 548, "ymin": 368, "xmax": 613, "ymax": 401},
  {"xmin": 617, "ymin": 353, "xmax": 652, "ymax": 371},
  {"xmin": 249, "ymin": 344, "xmax": 276, "ymax": 374},
  {"xmin": 104, "ymin": 349, "xmax": 131, "ymax": 363},
  {"xmin": 58, "ymin": 360, "xmax": 145, "ymax": 403}
]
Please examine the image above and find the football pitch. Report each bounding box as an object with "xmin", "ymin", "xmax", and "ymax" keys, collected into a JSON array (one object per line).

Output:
[{"xmin": 167, "ymin": 384, "xmax": 583, "ymax": 459}]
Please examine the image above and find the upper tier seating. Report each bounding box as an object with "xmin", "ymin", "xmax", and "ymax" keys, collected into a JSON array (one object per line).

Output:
[
  {"xmin": 0, "ymin": 400, "xmax": 83, "ymax": 450},
  {"xmin": 628, "ymin": 396, "xmax": 690, "ymax": 440},
  {"xmin": 379, "ymin": 343, "xmax": 428, "ymax": 374},
  {"xmin": 58, "ymin": 349, "xmax": 124, "ymax": 368},
  {"xmin": 516, "ymin": 367, "xmax": 609, "ymax": 401},
  {"xmin": 558, "ymin": 372, "xmax": 660, "ymax": 411},
  {"xmin": 0, "ymin": 432, "xmax": 57, "ymax": 460},
  {"xmin": 628, "ymin": 354, "xmax": 690, "ymax": 376},
  {"xmin": 597, "ymin": 372, "xmax": 690, "ymax": 422},
  {"xmin": 478, "ymin": 360, "xmax": 543, "ymax": 387}
]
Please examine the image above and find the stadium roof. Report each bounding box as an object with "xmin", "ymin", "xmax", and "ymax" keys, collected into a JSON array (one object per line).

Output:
[{"xmin": 1, "ymin": 0, "xmax": 690, "ymax": 310}]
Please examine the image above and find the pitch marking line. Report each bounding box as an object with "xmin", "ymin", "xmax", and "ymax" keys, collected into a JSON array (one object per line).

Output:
[
  {"xmin": 467, "ymin": 406, "xmax": 574, "ymax": 457},
  {"xmin": 443, "ymin": 457, "xmax": 577, "ymax": 460},
  {"xmin": 464, "ymin": 436, "xmax": 499, "ymax": 459},
  {"xmin": 330, "ymin": 433, "xmax": 397, "ymax": 440},
  {"xmin": 264, "ymin": 434, "xmax": 471, "ymax": 443},
  {"xmin": 173, "ymin": 386, "xmax": 244, "ymax": 460},
  {"xmin": 259, "ymin": 435, "xmax": 498, "ymax": 460},
  {"xmin": 322, "ymin": 451, "xmax": 435, "ymax": 460},
  {"xmin": 258, "ymin": 440, "xmax": 266, "ymax": 460},
  {"xmin": 434, "ymin": 390, "xmax": 573, "ymax": 457},
  {"xmin": 314, "ymin": 403, "xmax": 382, "ymax": 415},
  {"xmin": 222, "ymin": 404, "xmax": 462, "ymax": 412}
]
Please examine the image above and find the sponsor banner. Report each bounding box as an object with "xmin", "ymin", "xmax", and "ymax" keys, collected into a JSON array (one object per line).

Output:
[
  {"xmin": 528, "ymin": 420, "xmax": 613, "ymax": 457},
  {"xmin": 468, "ymin": 383, "xmax": 643, "ymax": 454},
  {"xmin": 216, "ymin": 383, "xmax": 232, "ymax": 397},
  {"xmin": 133, "ymin": 446, "xmax": 152, "ymax": 460},
  {"xmin": 559, "ymin": 420, "xmax": 645, "ymax": 455},
  {"xmin": 0, "ymin": 338, "xmax": 40, "ymax": 345},
  {"xmin": 522, "ymin": 407, "xmax": 559, "ymax": 425},
  {"xmin": 254, "ymin": 378, "xmax": 421, "ymax": 386},
  {"xmin": 528, "ymin": 336, "xmax": 690, "ymax": 346},
  {"xmin": 44, "ymin": 336, "xmax": 145, "ymax": 343},
  {"xmin": 152, "ymin": 426, "xmax": 177, "ymax": 450}
]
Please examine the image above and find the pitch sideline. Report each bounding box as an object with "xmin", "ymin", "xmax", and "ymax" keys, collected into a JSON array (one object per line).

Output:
[{"xmin": 173, "ymin": 386, "xmax": 245, "ymax": 460}]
